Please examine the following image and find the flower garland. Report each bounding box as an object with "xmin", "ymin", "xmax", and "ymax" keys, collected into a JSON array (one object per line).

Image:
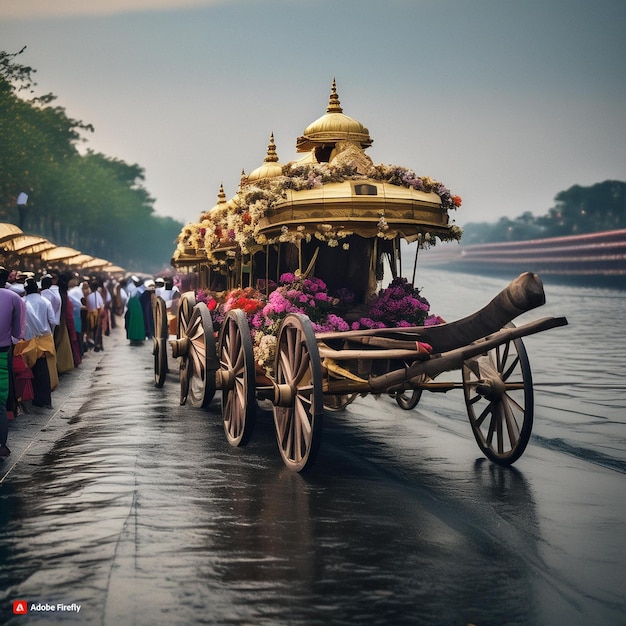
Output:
[{"xmin": 175, "ymin": 161, "xmax": 463, "ymax": 257}]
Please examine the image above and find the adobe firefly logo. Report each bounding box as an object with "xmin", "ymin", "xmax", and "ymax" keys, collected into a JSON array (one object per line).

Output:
[{"xmin": 13, "ymin": 600, "xmax": 28, "ymax": 614}]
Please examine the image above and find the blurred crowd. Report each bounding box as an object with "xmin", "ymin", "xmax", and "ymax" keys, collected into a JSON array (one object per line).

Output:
[{"xmin": 0, "ymin": 266, "xmax": 180, "ymax": 462}]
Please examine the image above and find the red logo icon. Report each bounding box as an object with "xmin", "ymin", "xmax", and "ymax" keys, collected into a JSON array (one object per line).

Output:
[{"xmin": 13, "ymin": 600, "xmax": 28, "ymax": 614}]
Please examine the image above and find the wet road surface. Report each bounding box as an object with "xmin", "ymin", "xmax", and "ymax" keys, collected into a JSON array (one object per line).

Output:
[{"xmin": 1, "ymin": 307, "xmax": 625, "ymax": 625}]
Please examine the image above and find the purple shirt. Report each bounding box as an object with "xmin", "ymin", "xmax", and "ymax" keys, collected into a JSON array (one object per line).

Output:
[{"xmin": 0, "ymin": 286, "xmax": 25, "ymax": 346}]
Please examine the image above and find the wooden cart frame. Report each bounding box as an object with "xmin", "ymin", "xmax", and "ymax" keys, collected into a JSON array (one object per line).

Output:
[
  {"xmin": 157, "ymin": 83, "xmax": 568, "ymax": 471},
  {"xmin": 154, "ymin": 268, "xmax": 566, "ymax": 472}
]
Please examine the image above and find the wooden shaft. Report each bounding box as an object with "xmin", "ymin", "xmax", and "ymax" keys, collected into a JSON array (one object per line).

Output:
[
  {"xmin": 367, "ymin": 316, "xmax": 568, "ymax": 392},
  {"xmin": 345, "ymin": 335, "xmax": 426, "ymax": 351},
  {"xmin": 319, "ymin": 346, "xmax": 428, "ymax": 361}
]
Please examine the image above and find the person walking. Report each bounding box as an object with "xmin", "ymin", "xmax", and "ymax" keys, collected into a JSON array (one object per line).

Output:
[
  {"xmin": 18, "ymin": 278, "xmax": 57, "ymax": 408},
  {"xmin": 125, "ymin": 278, "xmax": 147, "ymax": 343},
  {"xmin": 68, "ymin": 278, "xmax": 87, "ymax": 355},
  {"xmin": 86, "ymin": 280, "xmax": 105, "ymax": 352},
  {"xmin": 56, "ymin": 274, "xmax": 80, "ymax": 371},
  {"xmin": 140, "ymin": 279, "xmax": 156, "ymax": 340},
  {"xmin": 0, "ymin": 267, "xmax": 25, "ymax": 460}
]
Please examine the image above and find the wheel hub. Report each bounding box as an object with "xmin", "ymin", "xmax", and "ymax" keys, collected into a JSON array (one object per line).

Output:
[
  {"xmin": 216, "ymin": 368, "xmax": 235, "ymax": 391},
  {"xmin": 170, "ymin": 338, "xmax": 188, "ymax": 358},
  {"xmin": 274, "ymin": 383, "xmax": 295, "ymax": 407},
  {"xmin": 475, "ymin": 376, "xmax": 506, "ymax": 401}
]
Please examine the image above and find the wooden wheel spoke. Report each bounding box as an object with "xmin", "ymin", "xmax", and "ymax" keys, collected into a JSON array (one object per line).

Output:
[
  {"xmin": 189, "ymin": 325, "xmax": 203, "ymax": 344},
  {"xmin": 475, "ymin": 403, "xmax": 492, "ymax": 428},
  {"xmin": 293, "ymin": 351, "xmax": 311, "ymax": 386},
  {"xmin": 502, "ymin": 397, "xmax": 520, "ymax": 446},
  {"xmin": 497, "ymin": 341, "xmax": 511, "ymax": 372},
  {"xmin": 502, "ymin": 355, "xmax": 520, "ymax": 381},
  {"xmin": 220, "ymin": 343, "xmax": 233, "ymax": 370},
  {"xmin": 282, "ymin": 414, "xmax": 295, "ymax": 458},
  {"xmin": 276, "ymin": 410, "xmax": 289, "ymax": 443},
  {"xmin": 190, "ymin": 347, "xmax": 205, "ymax": 380},
  {"xmin": 232, "ymin": 346, "xmax": 244, "ymax": 374},
  {"xmin": 468, "ymin": 392, "xmax": 482, "ymax": 405},
  {"xmin": 279, "ymin": 350, "xmax": 294, "ymax": 381},
  {"xmin": 295, "ymin": 398, "xmax": 313, "ymax": 438},
  {"xmin": 485, "ymin": 404, "xmax": 499, "ymax": 448},
  {"xmin": 190, "ymin": 336, "xmax": 206, "ymax": 359},
  {"xmin": 286, "ymin": 327, "xmax": 297, "ymax": 366},
  {"xmin": 224, "ymin": 391, "xmax": 234, "ymax": 422},
  {"xmin": 503, "ymin": 391, "xmax": 524, "ymax": 414},
  {"xmin": 235, "ymin": 377, "xmax": 247, "ymax": 407}
]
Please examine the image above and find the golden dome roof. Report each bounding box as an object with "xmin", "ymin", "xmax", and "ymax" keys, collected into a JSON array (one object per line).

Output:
[
  {"xmin": 247, "ymin": 133, "xmax": 284, "ymax": 181},
  {"xmin": 256, "ymin": 179, "xmax": 448, "ymax": 242},
  {"xmin": 296, "ymin": 79, "xmax": 373, "ymax": 152}
]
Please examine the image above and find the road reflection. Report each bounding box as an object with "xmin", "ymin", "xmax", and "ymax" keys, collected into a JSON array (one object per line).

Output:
[{"xmin": 1, "ymin": 326, "xmax": 606, "ymax": 626}]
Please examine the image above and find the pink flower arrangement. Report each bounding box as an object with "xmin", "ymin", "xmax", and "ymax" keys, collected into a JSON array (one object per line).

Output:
[
  {"xmin": 195, "ymin": 274, "xmax": 443, "ymax": 370},
  {"xmin": 256, "ymin": 273, "xmax": 340, "ymax": 334}
]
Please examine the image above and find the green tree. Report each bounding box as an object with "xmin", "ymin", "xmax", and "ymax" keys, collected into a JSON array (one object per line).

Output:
[
  {"xmin": 1, "ymin": 47, "xmax": 182, "ymax": 273},
  {"xmin": 539, "ymin": 181, "xmax": 626, "ymax": 235},
  {"xmin": 462, "ymin": 180, "xmax": 626, "ymax": 243},
  {"xmin": 0, "ymin": 47, "xmax": 93, "ymax": 226}
]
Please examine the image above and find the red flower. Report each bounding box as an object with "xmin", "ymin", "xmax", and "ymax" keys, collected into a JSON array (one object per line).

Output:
[
  {"xmin": 452, "ymin": 195, "xmax": 462, "ymax": 207},
  {"xmin": 243, "ymin": 212, "xmax": 252, "ymax": 225}
]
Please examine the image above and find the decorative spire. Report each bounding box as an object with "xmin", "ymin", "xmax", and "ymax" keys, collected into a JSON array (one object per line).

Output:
[
  {"xmin": 326, "ymin": 78, "xmax": 343, "ymax": 114},
  {"xmin": 217, "ymin": 182, "xmax": 226, "ymax": 204},
  {"xmin": 238, "ymin": 168, "xmax": 247, "ymax": 190},
  {"xmin": 264, "ymin": 132, "xmax": 279, "ymax": 163}
]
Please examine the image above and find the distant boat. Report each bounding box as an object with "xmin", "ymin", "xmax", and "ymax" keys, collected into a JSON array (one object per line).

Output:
[{"xmin": 419, "ymin": 229, "xmax": 626, "ymax": 285}]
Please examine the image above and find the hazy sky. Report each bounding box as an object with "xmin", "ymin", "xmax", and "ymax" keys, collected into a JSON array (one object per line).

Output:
[{"xmin": 2, "ymin": 0, "xmax": 625, "ymax": 230}]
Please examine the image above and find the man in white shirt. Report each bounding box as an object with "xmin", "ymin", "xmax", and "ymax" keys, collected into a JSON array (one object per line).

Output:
[
  {"xmin": 23, "ymin": 278, "xmax": 56, "ymax": 408},
  {"xmin": 40, "ymin": 274, "xmax": 62, "ymax": 329}
]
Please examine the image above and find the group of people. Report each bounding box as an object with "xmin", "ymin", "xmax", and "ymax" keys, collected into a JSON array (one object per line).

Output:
[
  {"xmin": 0, "ymin": 266, "xmax": 116, "ymax": 461},
  {"xmin": 122, "ymin": 275, "xmax": 180, "ymax": 343},
  {"xmin": 1, "ymin": 266, "xmax": 181, "ymax": 462}
]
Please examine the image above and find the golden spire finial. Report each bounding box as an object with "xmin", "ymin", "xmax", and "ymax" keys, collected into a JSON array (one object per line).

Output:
[
  {"xmin": 264, "ymin": 132, "xmax": 279, "ymax": 163},
  {"xmin": 326, "ymin": 78, "xmax": 343, "ymax": 114},
  {"xmin": 217, "ymin": 182, "xmax": 226, "ymax": 203}
]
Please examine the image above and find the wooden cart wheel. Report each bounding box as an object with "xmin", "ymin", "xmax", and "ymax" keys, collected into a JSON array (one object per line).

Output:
[
  {"xmin": 176, "ymin": 291, "xmax": 196, "ymax": 405},
  {"xmin": 177, "ymin": 291, "xmax": 196, "ymax": 339},
  {"xmin": 152, "ymin": 295, "xmax": 168, "ymax": 388},
  {"xmin": 218, "ymin": 309, "xmax": 256, "ymax": 447},
  {"xmin": 323, "ymin": 393, "xmax": 358, "ymax": 412},
  {"xmin": 188, "ymin": 303, "xmax": 217, "ymax": 408},
  {"xmin": 172, "ymin": 303, "xmax": 216, "ymax": 408},
  {"xmin": 273, "ymin": 314, "xmax": 323, "ymax": 472},
  {"xmin": 462, "ymin": 324, "xmax": 533, "ymax": 465},
  {"xmin": 395, "ymin": 388, "xmax": 423, "ymax": 410}
]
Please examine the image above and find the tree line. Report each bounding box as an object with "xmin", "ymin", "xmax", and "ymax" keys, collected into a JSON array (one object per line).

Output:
[
  {"xmin": 0, "ymin": 47, "xmax": 183, "ymax": 273},
  {"xmin": 461, "ymin": 180, "xmax": 626, "ymax": 245}
]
